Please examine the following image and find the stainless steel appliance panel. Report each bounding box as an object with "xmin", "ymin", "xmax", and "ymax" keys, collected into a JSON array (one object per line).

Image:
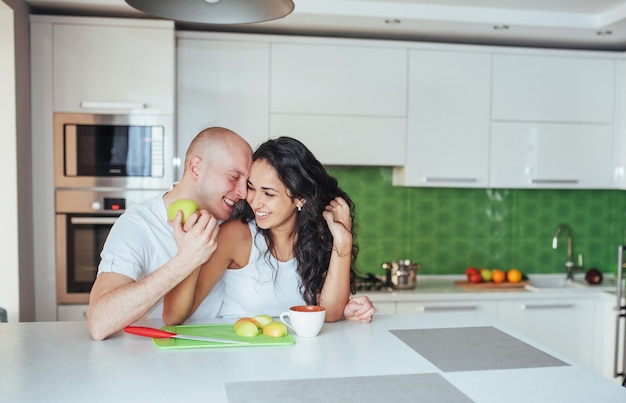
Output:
[
  {"xmin": 54, "ymin": 113, "xmax": 175, "ymax": 190},
  {"xmin": 55, "ymin": 189, "xmax": 163, "ymax": 304}
]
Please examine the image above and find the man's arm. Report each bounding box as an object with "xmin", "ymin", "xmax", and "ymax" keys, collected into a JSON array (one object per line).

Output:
[{"xmin": 87, "ymin": 210, "xmax": 218, "ymax": 340}]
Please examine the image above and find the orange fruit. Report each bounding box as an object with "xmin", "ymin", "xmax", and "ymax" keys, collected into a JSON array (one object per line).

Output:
[
  {"xmin": 492, "ymin": 269, "xmax": 506, "ymax": 283},
  {"xmin": 507, "ymin": 268, "xmax": 522, "ymax": 283}
]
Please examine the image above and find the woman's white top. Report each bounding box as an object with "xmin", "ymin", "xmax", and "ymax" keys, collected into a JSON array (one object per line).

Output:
[{"xmin": 218, "ymin": 221, "xmax": 305, "ymax": 319}]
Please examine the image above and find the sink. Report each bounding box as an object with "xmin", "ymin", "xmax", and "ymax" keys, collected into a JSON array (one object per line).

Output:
[{"xmin": 525, "ymin": 274, "xmax": 616, "ymax": 292}]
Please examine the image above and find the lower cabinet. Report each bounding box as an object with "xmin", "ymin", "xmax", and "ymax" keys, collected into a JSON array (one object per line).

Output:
[
  {"xmin": 593, "ymin": 296, "xmax": 623, "ymax": 383},
  {"xmin": 57, "ymin": 305, "xmax": 89, "ymax": 321},
  {"xmin": 497, "ymin": 298, "xmax": 595, "ymax": 369},
  {"xmin": 396, "ymin": 300, "xmax": 499, "ymax": 321},
  {"xmin": 372, "ymin": 302, "xmax": 396, "ymax": 315}
]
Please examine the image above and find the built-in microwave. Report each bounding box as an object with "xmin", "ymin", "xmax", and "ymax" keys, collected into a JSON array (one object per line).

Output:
[{"xmin": 54, "ymin": 113, "xmax": 175, "ymax": 189}]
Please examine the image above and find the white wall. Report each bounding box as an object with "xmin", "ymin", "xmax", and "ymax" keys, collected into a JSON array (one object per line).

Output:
[{"xmin": 0, "ymin": 2, "xmax": 19, "ymax": 322}]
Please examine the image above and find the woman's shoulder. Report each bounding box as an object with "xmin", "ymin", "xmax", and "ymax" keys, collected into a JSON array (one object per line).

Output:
[
  {"xmin": 219, "ymin": 218, "xmax": 253, "ymax": 239},
  {"xmin": 218, "ymin": 218, "xmax": 254, "ymax": 268}
]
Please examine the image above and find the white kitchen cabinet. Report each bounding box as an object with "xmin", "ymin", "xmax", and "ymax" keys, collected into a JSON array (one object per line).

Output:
[
  {"xmin": 57, "ymin": 305, "xmax": 89, "ymax": 321},
  {"xmin": 490, "ymin": 122, "xmax": 614, "ymax": 188},
  {"xmin": 371, "ymin": 302, "xmax": 396, "ymax": 315},
  {"xmin": 176, "ymin": 33, "xmax": 270, "ymax": 178},
  {"xmin": 492, "ymin": 54, "xmax": 614, "ymax": 124},
  {"xmin": 594, "ymin": 296, "xmax": 622, "ymax": 383},
  {"xmin": 270, "ymin": 115, "xmax": 405, "ymax": 166},
  {"xmin": 498, "ymin": 298, "xmax": 595, "ymax": 369},
  {"xmin": 270, "ymin": 42, "xmax": 407, "ymax": 116},
  {"xmin": 613, "ymin": 60, "xmax": 626, "ymax": 190},
  {"xmin": 270, "ymin": 40, "xmax": 407, "ymax": 166},
  {"xmin": 393, "ymin": 50, "xmax": 491, "ymax": 187},
  {"xmin": 47, "ymin": 16, "xmax": 174, "ymax": 115},
  {"xmin": 396, "ymin": 300, "xmax": 499, "ymax": 321}
]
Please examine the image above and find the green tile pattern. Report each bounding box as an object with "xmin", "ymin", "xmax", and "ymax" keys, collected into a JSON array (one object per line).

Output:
[{"xmin": 328, "ymin": 167, "xmax": 626, "ymax": 277}]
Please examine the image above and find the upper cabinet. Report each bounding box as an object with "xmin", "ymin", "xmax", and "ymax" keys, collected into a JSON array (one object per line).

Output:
[
  {"xmin": 490, "ymin": 122, "xmax": 614, "ymax": 189},
  {"xmin": 394, "ymin": 50, "xmax": 491, "ymax": 188},
  {"xmin": 269, "ymin": 40, "xmax": 407, "ymax": 166},
  {"xmin": 613, "ymin": 60, "xmax": 626, "ymax": 190},
  {"xmin": 492, "ymin": 54, "xmax": 614, "ymax": 124},
  {"xmin": 176, "ymin": 33, "xmax": 270, "ymax": 177},
  {"xmin": 490, "ymin": 52, "xmax": 616, "ymax": 189},
  {"xmin": 270, "ymin": 42, "xmax": 406, "ymax": 116},
  {"xmin": 45, "ymin": 16, "xmax": 175, "ymax": 115}
]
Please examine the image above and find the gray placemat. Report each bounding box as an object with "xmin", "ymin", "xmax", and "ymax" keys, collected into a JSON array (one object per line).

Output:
[
  {"xmin": 225, "ymin": 373, "xmax": 473, "ymax": 403},
  {"xmin": 390, "ymin": 326, "xmax": 569, "ymax": 372}
]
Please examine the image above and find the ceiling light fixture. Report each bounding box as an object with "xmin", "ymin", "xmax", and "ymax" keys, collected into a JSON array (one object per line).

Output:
[{"xmin": 125, "ymin": 0, "xmax": 295, "ymax": 25}]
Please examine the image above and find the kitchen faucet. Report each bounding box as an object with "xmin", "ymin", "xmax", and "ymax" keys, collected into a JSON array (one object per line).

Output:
[{"xmin": 551, "ymin": 223, "xmax": 584, "ymax": 281}]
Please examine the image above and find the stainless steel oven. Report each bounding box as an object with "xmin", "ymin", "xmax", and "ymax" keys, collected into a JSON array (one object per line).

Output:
[
  {"xmin": 54, "ymin": 113, "xmax": 175, "ymax": 190},
  {"xmin": 55, "ymin": 189, "xmax": 163, "ymax": 304}
]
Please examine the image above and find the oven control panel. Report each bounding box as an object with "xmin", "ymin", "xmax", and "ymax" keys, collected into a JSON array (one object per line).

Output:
[
  {"xmin": 103, "ymin": 198, "xmax": 126, "ymax": 211},
  {"xmin": 55, "ymin": 189, "xmax": 163, "ymax": 214}
]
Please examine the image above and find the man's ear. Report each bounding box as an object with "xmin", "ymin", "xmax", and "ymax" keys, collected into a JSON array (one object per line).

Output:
[{"xmin": 187, "ymin": 156, "xmax": 202, "ymax": 180}]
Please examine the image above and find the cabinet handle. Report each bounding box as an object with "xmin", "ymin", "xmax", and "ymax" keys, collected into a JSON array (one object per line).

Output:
[
  {"xmin": 80, "ymin": 101, "xmax": 147, "ymax": 110},
  {"xmin": 420, "ymin": 305, "xmax": 478, "ymax": 312},
  {"xmin": 70, "ymin": 217, "xmax": 118, "ymax": 225},
  {"xmin": 521, "ymin": 303, "xmax": 575, "ymax": 310},
  {"xmin": 424, "ymin": 177, "xmax": 477, "ymax": 183},
  {"xmin": 530, "ymin": 179, "xmax": 579, "ymax": 184}
]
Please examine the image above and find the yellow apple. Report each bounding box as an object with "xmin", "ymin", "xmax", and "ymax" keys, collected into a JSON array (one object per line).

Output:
[
  {"xmin": 262, "ymin": 321, "xmax": 288, "ymax": 337},
  {"xmin": 234, "ymin": 321, "xmax": 259, "ymax": 337},
  {"xmin": 234, "ymin": 317, "xmax": 259, "ymax": 330},
  {"xmin": 253, "ymin": 314, "xmax": 274, "ymax": 328},
  {"xmin": 167, "ymin": 199, "xmax": 200, "ymax": 223}
]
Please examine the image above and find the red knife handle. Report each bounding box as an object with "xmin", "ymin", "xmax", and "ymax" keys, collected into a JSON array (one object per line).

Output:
[{"xmin": 124, "ymin": 326, "xmax": 176, "ymax": 339}]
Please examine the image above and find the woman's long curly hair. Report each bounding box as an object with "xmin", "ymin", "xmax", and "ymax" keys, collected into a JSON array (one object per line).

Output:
[{"xmin": 233, "ymin": 137, "xmax": 358, "ymax": 305}]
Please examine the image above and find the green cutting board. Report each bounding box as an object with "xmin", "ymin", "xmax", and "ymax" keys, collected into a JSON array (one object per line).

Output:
[{"xmin": 153, "ymin": 324, "xmax": 295, "ymax": 350}]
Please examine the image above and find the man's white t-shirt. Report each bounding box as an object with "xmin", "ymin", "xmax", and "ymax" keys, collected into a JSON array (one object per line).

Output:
[{"xmin": 97, "ymin": 193, "xmax": 224, "ymax": 320}]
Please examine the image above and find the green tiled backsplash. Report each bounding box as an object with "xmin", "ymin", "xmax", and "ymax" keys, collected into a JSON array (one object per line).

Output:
[{"xmin": 327, "ymin": 167, "xmax": 626, "ymax": 277}]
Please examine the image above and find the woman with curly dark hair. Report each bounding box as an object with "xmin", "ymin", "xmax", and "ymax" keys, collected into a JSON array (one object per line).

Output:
[{"xmin": 164, "ymin": 136, "xmax": 363, "ymax": 323}]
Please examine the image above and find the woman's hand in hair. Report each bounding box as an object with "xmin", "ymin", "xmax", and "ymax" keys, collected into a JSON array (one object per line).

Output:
[{"xmin": 322, "ymin": 197, "xmax": 352, "ymax": 257}]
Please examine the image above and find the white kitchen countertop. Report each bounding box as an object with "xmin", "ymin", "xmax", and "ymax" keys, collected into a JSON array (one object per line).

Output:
[
  {"xmin": 1, "ymin": 314, "xmax": 625, "ymax": 402},
  {"xmin": 355, "ymin": 274, "xmax": 618, "ymax": 302}
]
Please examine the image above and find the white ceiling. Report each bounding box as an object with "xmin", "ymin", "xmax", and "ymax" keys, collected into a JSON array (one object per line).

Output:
[{"xmin": 24, "ymin": 0, "xmax": 626, "ymax": 50}]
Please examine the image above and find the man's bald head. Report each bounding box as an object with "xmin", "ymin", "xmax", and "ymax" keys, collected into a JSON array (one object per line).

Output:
[{"xmin": 185, "ymin": 127, "xmax": 252, "ymax": 171}]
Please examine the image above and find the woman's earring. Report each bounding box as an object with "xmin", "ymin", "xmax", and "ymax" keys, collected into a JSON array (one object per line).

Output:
[{"xmin": 297, "ymin": 205, "xmax": 302, "ymax": 212}]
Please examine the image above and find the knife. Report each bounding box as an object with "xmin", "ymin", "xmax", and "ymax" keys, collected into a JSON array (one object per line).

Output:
[{"xmin": 124, "ymin": 326, "xmax": 251, "ymax": 345}]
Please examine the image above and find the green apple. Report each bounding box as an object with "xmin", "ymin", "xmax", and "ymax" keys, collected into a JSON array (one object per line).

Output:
[
  {"xmin": 234, "ymin": 321, "xmax": 259, "ymax": 337},
  {"xmin": 253, "ymin": 314, "xmax": 274, "ymax": 328},
  {"xmin": 480, "ymin": 268, "xmax": 492, "ymax": 282},
  {"xmin": 262, "ymin": 321, "xmax": 288, "ymax": 337},
  {"xmin": 167, "ymin": 199, "xmax": 200, "ymax": 223}
]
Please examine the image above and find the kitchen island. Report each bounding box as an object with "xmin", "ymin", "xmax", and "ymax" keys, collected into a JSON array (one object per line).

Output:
[{"xmin": 2, "ymin": 313, "xmax": 625, "ymax": 402}]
